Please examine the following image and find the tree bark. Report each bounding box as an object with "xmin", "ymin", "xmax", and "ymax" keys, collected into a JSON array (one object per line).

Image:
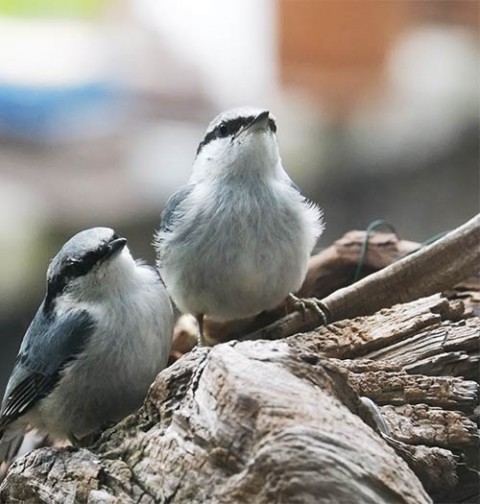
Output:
[
  {"xmin": 1, "ymin": 221, "xmax": 478, "ymax": 503},
  {"xmin": 1, "ymin": 293, "xmax": 478, "ymax": 503}
]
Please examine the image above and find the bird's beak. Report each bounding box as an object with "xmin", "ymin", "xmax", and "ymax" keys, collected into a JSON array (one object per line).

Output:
[
  {"xmin": 105, "ymin": 237, "xmax": 127, "ymax": 259},
  {"xmin": 235, "ymin": 110, "xmax": 270, "ymax": 139}
]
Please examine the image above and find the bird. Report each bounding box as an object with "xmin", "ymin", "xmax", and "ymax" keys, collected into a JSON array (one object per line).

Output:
[
  {"xmin": 0, "ymin": 227, "xmax": 174, "ymax": 461},
  {"xmin": 155, "ymin": 107, "xmax": 324, "ymax": 342}
]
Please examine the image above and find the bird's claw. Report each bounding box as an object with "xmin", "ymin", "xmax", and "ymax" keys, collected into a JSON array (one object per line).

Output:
[{"xmin": 286, "ymin": 294, "xmax": 329, "ymax": 326}]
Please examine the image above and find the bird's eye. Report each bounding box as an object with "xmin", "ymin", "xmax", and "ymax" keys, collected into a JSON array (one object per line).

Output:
[
  {"xmin": 218, "ymin": 124, "xmax": 228, "ymax": 137},
  {"xmin": 63, "ymin": 258, "xmax": 83, "ymax": 275}
]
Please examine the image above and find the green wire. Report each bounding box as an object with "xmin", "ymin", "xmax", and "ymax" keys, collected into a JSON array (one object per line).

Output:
[
  {"xmin": 352, "ymin": 219, "xmax": 398, "ymax": 283},
  {"xmin": 352, "ymin": 219, "xmax": 450, "ymax": 284}
]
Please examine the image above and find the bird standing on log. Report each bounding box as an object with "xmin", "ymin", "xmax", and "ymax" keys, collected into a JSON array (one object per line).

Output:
[
  {"xmin": 0, "ymin": 227, "xmax": 174, "ymax": 460},
  {"xmin": 156, "ymin": 107, "xmax": 324, "ymax": 342}
]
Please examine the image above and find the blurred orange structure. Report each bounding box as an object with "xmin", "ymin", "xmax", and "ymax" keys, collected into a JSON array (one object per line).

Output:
[{"xmin": 278, "ymin": 0, "xmax": 479, "ymax": 117}]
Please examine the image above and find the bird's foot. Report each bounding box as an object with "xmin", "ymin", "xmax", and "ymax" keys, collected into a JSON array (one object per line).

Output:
[
  {"xmin": 285, "ymin": 294, "xmax": 329, "ymax": 326},
  {"xmin": 195, "ymin": 314, "xmax": 208, "ymax": 347},
  {"xmin": 68, "ymin": 432, "xmax": 82, "ymax": 447},
  {"xmin": 68, "ymin": 428, "xmax": 105, "ymax": 448}
]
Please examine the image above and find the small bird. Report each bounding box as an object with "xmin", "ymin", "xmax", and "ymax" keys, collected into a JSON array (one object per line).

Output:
[
  {"xmin": 0, "ymin": 227, "xmax": 174, "ymax": 460},
  {"xmin": 155, "ymin": 107, "xmax": 324, "ymax": 341}
]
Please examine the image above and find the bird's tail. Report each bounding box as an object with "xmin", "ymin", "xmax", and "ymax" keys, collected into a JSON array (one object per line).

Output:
[
  {"xmin": 0, "ymin": 424, "xmax": 28, "ymax": 465},
  {"xmin": 1, "ymin": 427, "xmax": 50, "ymax": 481}
]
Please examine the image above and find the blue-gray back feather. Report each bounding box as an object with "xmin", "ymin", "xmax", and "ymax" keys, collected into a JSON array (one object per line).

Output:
[
  {"xmin": 158, "ymin": 185, "xmax": 194, "ymax": 236},
  {"xmin": 0, "ymin": 305, "xmax": 94, "ymax": 431}
]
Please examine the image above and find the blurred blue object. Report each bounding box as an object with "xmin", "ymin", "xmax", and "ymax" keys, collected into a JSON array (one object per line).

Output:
[{"xmin": 0, "ymin": 80, "xmax": 121, "ymax": 143}]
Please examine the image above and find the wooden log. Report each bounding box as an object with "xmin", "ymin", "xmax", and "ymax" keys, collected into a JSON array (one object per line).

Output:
[
  {"xmin": 1, "ymin": 220, "xmax": 479, "ymax": 503},
  {"xmin": 1, "ymin": 294, "xmax": 478, "ymax": 503},
  {"xmin": 0, "ymin": 343, "xmax": 432, "ymax": 504}
]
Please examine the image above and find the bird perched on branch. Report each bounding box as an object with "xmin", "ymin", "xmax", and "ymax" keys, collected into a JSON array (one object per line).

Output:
[
  {"xmin": 0, "ymin": 227, "xmax": 174, "ymax": 461},
  {"xmin": 155, "ymin": 107, "xmax": 323, "ymax": 342}
]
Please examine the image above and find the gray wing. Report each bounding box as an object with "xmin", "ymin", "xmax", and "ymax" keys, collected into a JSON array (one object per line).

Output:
[
  {"xmin": 0, "ymin": 305, "xmax": 94, "ymax": 431},
  {"xmin": 158, "ymin": 185, "xmax": 194, "ymax": 236}
]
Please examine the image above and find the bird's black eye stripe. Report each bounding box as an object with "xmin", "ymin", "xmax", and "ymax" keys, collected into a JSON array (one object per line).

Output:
[
  {"xmin": 196, "ymin": 130, "xmax": 216, "ymax": 155},
  {"xmin": 215, "ymin": 117, "xmax": 252, "ymax": 138},
  {"xmin": 196, "ymin": 116, "xmax": 253, "ymax": 154},
  {"xmin": 45, "ymin": 247, "xmax": 108, "ymax": 305},
  {"xmin": 64, "ymin": 250, "xmax": 104, "ymax": 278},
  {"xmin": 196, "ymin": 114, "xmax": 277, "ymax": 155},
  {"xmin": 197, "ymin": 117, "xmax": 251, "ymax": 154}
]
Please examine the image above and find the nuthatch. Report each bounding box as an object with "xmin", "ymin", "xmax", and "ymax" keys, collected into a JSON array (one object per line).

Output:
[
  {"xmin": 155, "ymin": 107, "xmax": 323, "ymax": 341},
  {"xmin": 0, "ymin": 227, "xmax": 173, "ymax": 460}
]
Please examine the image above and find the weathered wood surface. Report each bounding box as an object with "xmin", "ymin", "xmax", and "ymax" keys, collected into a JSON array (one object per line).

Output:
[
  {"xmin": 319, "ymin": 214, "xmax": 480, "ymax": 323},
  {"xmin": 1, "ymin": 224, "xmax": 479, "ymax": 503},
  {"xmin": 1, "ymin": 293, "xmax": 478, "ymax": 503}
]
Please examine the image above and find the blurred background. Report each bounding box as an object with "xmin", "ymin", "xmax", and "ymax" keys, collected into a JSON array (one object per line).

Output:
[{"xmin": 0, "ymin": 0, "xmax": 478, "ymax": 391}]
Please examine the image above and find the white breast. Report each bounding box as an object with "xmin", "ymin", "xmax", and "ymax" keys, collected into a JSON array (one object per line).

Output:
[{"xmin": 160, "ymin": 177, "xmax": 322, "ymax": 320}]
